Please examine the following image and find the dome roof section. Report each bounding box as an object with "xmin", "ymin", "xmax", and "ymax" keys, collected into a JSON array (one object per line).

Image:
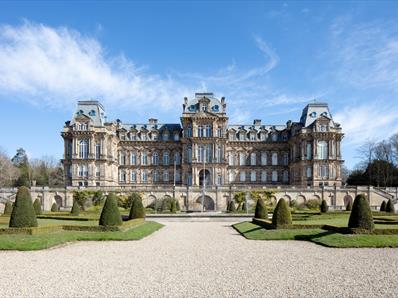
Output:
[{"xmin": 183, "ymin": 92, "xmax": 225, "ymax": 114}]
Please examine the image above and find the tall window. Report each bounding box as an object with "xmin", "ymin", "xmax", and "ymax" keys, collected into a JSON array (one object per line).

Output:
[
  {"xmin": 261, "ymin": 152, "xmax": 267, "ymax": 165},
  {"xmin": 187, "ymin": 146, "xmax": 192, "ymax": 163},
  {"xmin": 66, "ymin": 141, "xmax": 73, "ymax": 158},
  {"xmin": 186, "ymin": 126, "xmax": 192, "ymax": 137},
  {"xmin": 141, "ymin": 152, "xmax": 148, "ymax": 165},
  {"xmin": 153, "ymin": 171, "xmax": 158, "ymax": 182},
  {"xmin": 198, "ymin": 126, "xmax": 204, "ymax": 137},
  {"xmin": 271, "ymin": 133, "xmax": 278, "ymax": 142},
  {"xmin": 95, "ymin": 166, "xmax": 100, "ymax": 177},
  {"xmin": 131, "ymin": 171, "xmax": 137, "ymax": 182},
  {"xmin": 306, "ymin": 143, "xmax": 312, "ymax": 160},
  {"xmin": 79, "ymin": 140, "xmax": 89, "ymax": 159},
  {"xmin": 174, "ymin": 152, "xmax": 181, "ymax": 165},
  {"xmin": 205, "ymin": 125, "xmax": 212, "ymax": 137},
  {"xmin": 318, "ymin": 165, "xmax": 329, "ymax": 178},
  {"xmin": 95, "ymin": 143, "xmax": 101, "ymax": 159},
  {"xmin": 187, "ymin": 174, "xmax": 192, "ymax": 186},
  {"xmin": 228, "ymin": 153, "xmax": 234, "ymax": 166},
  {"xmin": 317, "ymin": 141, "xmax": 328, "ymax": 160},
  {"xmin": 250, "ymin": 170, "xmax": 256, "ymax": 182},
  {"xmin": 119, "ymin": 151, "xmax": 126, "ymax": 165},
  {"xmin": 163, "ymin": 170, "xmax": 169, "ymax": 182},
  {"xmin": 250, "ymin": 132, "xmax": 256, "ymax": 141},
  {"xmin": 272, "ymin": 152, "xmax": 278, "ymax": 165},
  {"xmin": 217, "ymin": 174, "xmax": 222, "ymax": 185},
  {"xmin": 272, "ymin": 170, "xmax": 278, "ymax": 182},
  {"xmin": 239, "ymin": 132, "xmax": 246, "ymax": 141},
  {"xmin": 152, "ymin": 152, "xmax": 158, "ymax": 165},
  {"xmin": 141, "ymin": 133, "xmax": 147, "ymax": 141},
  {"xmin": 229, "ymin": 171, "xmax": 235, "ymax": 183},
  {"xmin": 283, "ymin": 170, "xmax": 289, "ymax": 183},
  {"xmin": 119, "ymin": 170, "xmax": 126, "ymax": 182},
  {"xmin": 261, "ymin": 171, "xmax": 267, "ymax": 182},
  {"xmin": 250, "ymin": 153, "xmax": 256, "ymax": 166},
  {"xmin": 131, "ymin": 152, "xmax": 136, "ymax": 165},
  {"xmin": 239, "ymin": 152, "xmax": 246, "ymax": 166},
  {"xmin": 163, "ymin": 152, "xmax": 169, "ymax": 165},
  {"xmin": 240, "ymin": 171, "xmax": 246, "ymax": 182},
  {"xmin": 306, "ymin": 167, "xmax": 312, "ymax": 178},
  {"xmin": 217, "ymin": 127, "xmax": 222, "ymax": 137},
  {"xmin": 229, "ymin": 132, "xmax": 236, "ymax": 141},
  {"xmin": 216, "ymin": 146, "xmax": 222, "ymax": 162},
  {"xmin": 283, "ymin": 152, "xmax": 289, "ymax": 165},
  {"xmin": 198, "ymin": 145, "xmax": 211, "ymax": 162},
  {"xmin": 141, "ymin": 170, "xmax": 147, "ymax": 183},
  {"xmin": 174, "ymin": 133, "xmax": 180, "ymax": 141}
]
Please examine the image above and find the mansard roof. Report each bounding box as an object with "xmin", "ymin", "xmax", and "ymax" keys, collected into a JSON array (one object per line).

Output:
[
  {"xmin": 183, "ymin": 92, "xmax": 226, "ymax": 114},
  {"xmin": 119, "ymin": 123, "xmax": 182, "ymax": 132},
  {"xmin": 300, "ymin": 102, "xmax": 335, "ymax": 128},
  {"xmin": 228, "ymin": 124, "xmax": 286, "ymax": 131},
  {"xmin": 70, "ymin": 100, "xmax": 106, "ymax": 127}
]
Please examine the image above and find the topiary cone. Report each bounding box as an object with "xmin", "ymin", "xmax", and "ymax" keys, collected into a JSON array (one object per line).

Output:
[
  {"xmin": 348, "ymin": 194, "xmax": 374, "ymax": 232},
  {"xmin": 51, "ymin": 202, "xmax": 58, "ymax": 212},
  {"xmin": 33, "ymin": 199, "xmax": 42, "ymax": 215},
  {"xmin": 99, "ymin": 193, "xmax": 122, "ymax": 226},
  {"xmin": 380, "ymin": 201, "xmax": 386, "ymax": 212},
  {"xmin": 3, "ymin": 201, "xmax": 13, "ymax": 215},
  {"xmin": 272, "ymin": 198, "xmax": 292, "ymax": 229},
  {"xmin": 71, "ymin": 199, "xmax": 80, "ymax": 215},
  {"xmin": 129, "ymin": 197, "xmax": 145, "ymax": 219},
  {"xmin": 176, "ymin": 199, "xmax": 181, "ymax": 211},
  {"xmin": 386, "ymin": 199, "xmax": 395, "ymax": 213},
  {"xmin": 346, "ymin": 200, "xmax": 353, "ymax": 211},
  {"xmin": 229, "ymin": 201, "xmax": 236, "ymax": 212},
  {"xmin": 320, "ymin": 199, "xmax": 328, "ymax": 213},
  {"xmin": 170, "ymin": 199, "xmax": 177, "ymax": 213},
  {"xmin": 9, "ymin": 186, "xmax": 38, "ymax": 228},
  {"xmin": 254, "ymin": 199, "xmax": 267, "ymax": 219}
]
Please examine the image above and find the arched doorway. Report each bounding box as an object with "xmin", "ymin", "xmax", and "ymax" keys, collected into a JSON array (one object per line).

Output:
[
  {"xmin": 344, "ymin": 195, "xmax": 353, "ymax": 207},
  {"xmin": 195, "ymin": 195, "xmax": 215, "ymax": 211},
  {"xmin": 199, "ymin": 169, "xmax": 211, "ymax": 186}
]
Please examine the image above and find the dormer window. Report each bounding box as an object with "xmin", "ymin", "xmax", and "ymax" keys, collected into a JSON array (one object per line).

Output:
[
  {"xmin": 319, "ymin": 124, "xmax": 328, "ymax": 132},
  {"xmin": 310, "ymin": 112, "xmax": 317, "ymax": 118},
  {"xmin": 202, "ymin": 105, "xmax": 208, "ymax": 112},
  {"xmin": 78, "ymin": 123, "xmax": 88, "ymax": 131},
  {"xmin": 271, "ymin": 133, "xmax": 278, "ymax": 142},
  {"xmin": 88, "ymin": 110, "xmax": 96, "ymax": 116},
  {"xmin": 174, "ymin": 133, "xmax": 180, "ymax": 141},
  {"xmin": 321, "ymin": 112, "xmax": 328, "ymax": 117},
  {"xmin": 250, "ymin": 133, "xmax": 256, "ymax": 141},
  {"xmin": 162, "ymin": 132, "xmax": 169, "ymax": 141}
]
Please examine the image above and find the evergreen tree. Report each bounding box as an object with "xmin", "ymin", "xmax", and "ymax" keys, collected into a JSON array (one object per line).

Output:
[
  {"xmin": 99, "ymin": 193, "xmax": 122, "ymax": 226},
  {"xmin": 129, "ymin": 197, "xmax": 145, "ymax": 219},
  {"xmin": 320, "ymin": 199, "xmax": 328, "ymax": 213},
  {"xmin": 51, "ymin": 202, "xmax": 58, "ymax": 212},
  {"xmin": 71, "ymin": 199, "xmax": 80, "ymax": 215},
  {"xmin": 33, "ymin": 199, "xmax": 41, "ymax": 215},
  {"xmin": 272, "ymin": 198, "xmax": 292, "ymax": 229},
  {"xmin": 380, "ymin": 201, "xmax": 387, "ymax": 212},
  {"xmin": 348, "ymin": 194, "xmax": 374, "ymax": 232},
  {"xmin": 346, "ymin": 200, "xmax": 353, "ymax": 211},
  {"xmin": 386, "ymin": 199, "xmax": 395, "ymax": 213},
  {"xmin": 254, "ymin": 199, "xmax": 267, "ymax": 219},
  {"xmin": 9, "ymin": 186, "xmax": 38, "ymax": 228},
  {"xmin": 170, "ymin": 199, "xmax": 177, "ymax": 213}
]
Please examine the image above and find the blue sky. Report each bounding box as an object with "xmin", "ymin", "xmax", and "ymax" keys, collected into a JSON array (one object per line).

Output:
[{"xmin": 1, "ymin": 1, "xmax": 398, "ymax": 169}]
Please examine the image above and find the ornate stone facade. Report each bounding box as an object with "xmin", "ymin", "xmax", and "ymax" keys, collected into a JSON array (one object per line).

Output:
[{"xmin": 61, "ymin": 92, "xmax": 344, "ymax": 188}]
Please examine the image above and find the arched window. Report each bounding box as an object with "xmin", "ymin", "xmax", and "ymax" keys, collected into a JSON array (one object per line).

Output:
[
  {"xmin": 261, "ymin": 152, "xmax": 267, "ymax": 165},
  {"xmin": 317, "ymin": 141, "xmax": 328, "ymax": 160},
  {"xmin": 283, "ymin": 152, "xmax": 289, "ymax": 165},
  {"xmin": 131, "ymin": 152, "xmax": 136, "ymax": 165},
  {"xmin": 163, "ymin": 170, "xmax": 169, "ymax": 182},
  {"xmin": 152, "ymin": 152, "xmax": 158, "ymax": 165},
  {"xmin": 79, "ymin": 139, "xmax": 89, "ymax": 159},
  {"xmin": 239, "ymin": 152, "xmax": 246, "ymax": 166},
  {"xmin": 250, "ymin": 153, "xmax": 256, "ymax": 166},
  {"xmin": 250, "ymin": 170, "xmax": 256, "ymax": 182},
  {"xmin": 283, "ymin": 170, "xmax": 289, "ymax": 183},
  {"xmin": 163, "ymin": 152, "xmax": 169, "ymax": 165},
  {"xmin": 141, "ymin": 170, "xmax": 148, "ymax": 183},
  {"xmin": 272, "ymin": 152, "xmax": 278, "ymax": 165},
  {"xmin": 174, "ymin": 133, "xmax": 180, "ymax": 141},
  {"xmin": 271, "ymin": 133, "xmax": 278, "ymax": 142}
]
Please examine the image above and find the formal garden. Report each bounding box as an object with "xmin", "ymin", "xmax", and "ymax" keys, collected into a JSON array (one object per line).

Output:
[
  {"xmin": 233, "ymin": 192, "xmax": 398, "ymax": 248},
  {"xmin": 0, "ymin": 187, "xmax": 163, "ymax": 250}
]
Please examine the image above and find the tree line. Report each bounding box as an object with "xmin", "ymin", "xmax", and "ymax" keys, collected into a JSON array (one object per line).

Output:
[
  {"xmin": 0, "ymin": 147, "xmax": 64, "ymax": 188},
  {"xmin": 347, "ymin": 133, "xmax": 398, "ymax": 187}
]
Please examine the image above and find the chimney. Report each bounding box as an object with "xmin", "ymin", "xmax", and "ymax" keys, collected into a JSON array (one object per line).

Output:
[{"xmin": 253, "ymin": 119, "xmax": 261, "ymax": 126}]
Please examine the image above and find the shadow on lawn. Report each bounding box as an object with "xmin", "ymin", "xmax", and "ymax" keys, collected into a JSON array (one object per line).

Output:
[{"xmin": 294, "ymin": 230, "xmax": 336, "ymax": 241}]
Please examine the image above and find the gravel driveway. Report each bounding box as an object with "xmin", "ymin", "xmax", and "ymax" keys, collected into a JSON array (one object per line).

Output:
[{"xmin": 1, "ymin": 220, "xmax": 397, "ymax": 297}]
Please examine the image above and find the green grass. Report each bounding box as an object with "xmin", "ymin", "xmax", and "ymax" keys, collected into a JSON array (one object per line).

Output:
[
  {"xmin": 233, "ymin": 221, "xmax": 398, "ymax": 248},
  {"xmin": 0, "ymin": 221, "xmax": 163, "ymax": 251}
]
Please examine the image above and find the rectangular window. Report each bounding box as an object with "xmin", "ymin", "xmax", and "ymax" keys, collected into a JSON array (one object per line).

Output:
[
  {"xmin": 250, "ymin": 171, "xmax": 256, "ymax": 182},
  {"xmin": 131, "ymin": 171, "xmax": 137, "ymax": 182},
  {"xmin": 163, "ymin": 170, "xmax": 169, "ymax": 182},
  {"xmin": 131, "ymin": 153, "xmax": 136, "ymax": 165},
  {"xmin": 141, "ymin": 171, "xmax": 147, "ymax": 183},
  {"xmin": 306, "ymin": 167, "xmax": 312, "ymax": 178},
  {"xmin": 306, "ymin": 143, "xmax": 312, "ymax": 160},
  {"xmin": 261, "ymin": 171, "xmax": 267, "ymax": 182},
  {"xmin": 153, "ymin": 171, "xmax": 158, "ymax": 182},
  {"xmin": 240, "ymin": 171, "xmax": 246, "ymax": 182},
  {"xmin": 217, "ymin": 175, "xmax": 222, "ymax": 185},
  {"xmin": 272, "ymin": 171, "xmax": 278, "ymax": 182},
  {"xmin": 95, "ymin": 166, "xmax": 100, "ymax": 177},
  {"xmin": 95, "ymin": 144, "xmax": 101, "ymax": 159},
  {"xmin": 261, "ymin": 152, "xmax": 267, "ymax": 165}
]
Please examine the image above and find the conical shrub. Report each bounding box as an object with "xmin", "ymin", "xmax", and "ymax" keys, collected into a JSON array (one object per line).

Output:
[
  {"xmin": 51, "ymin": 202, "xmax": 58, "ymax": 212},
  {"xmin": 3, "ymin": 201, "xmax": 13, "ymax": 215},
  {"xmin": 170, "ymin": 199, "xmax": 177, "ymax": 213},
  {"xmin": 33, "ymin": 199, "xmax": 42, "ymax": 215},
  {"xmin": 242, "ymin": 201, "xmax": 247, "ymax": 212},
  {"xmin": 380, "ymin": 201, "xmax": 386, "ymax": 212},
  {"xmin": 348, "ymin": 194, "xmax": 374, "ymax": 232},
  {"xmin": 228, "ymin": 201, "xmax": 236, "ymax": 213},
  {"xmin": 272, "ymin": 198, "xmax": 292, "ymax": 229},
  {"xmin": 71, "ymin": 199, "xmax": 80, "ymax": 215},
  {"xmin": 99, "ymin": 193, "xmax": 122, "ymax": 226},
  {"xmin": 320, "ymin": 199, "xmax": 328, "ymax": 213},
  {"xmin": 9, "ymin": 186, "xmax": 38, "ymax": 228},
  {"xmin": 346, "ymin": 200, "xmax": 353, "ymax": 211},
  {"xmin": 176, "ymin": 199, "xmax": 181, "ymax": 211},
  {"xmin": 129, "ymin": 197, "xmax": 145, "ymax": 219},
  {"xmin": 386, "ymin": 199, "xmax": 395, "ymax": 213},
  {"xmin": 254, "ymin": 199, "xmax": 267, "ymax": 219}
]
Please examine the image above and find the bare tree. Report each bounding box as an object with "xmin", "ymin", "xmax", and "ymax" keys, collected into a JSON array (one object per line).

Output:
[{"xmin": 0, "ymin": 147, "xmax": 19, "ymax": 187}]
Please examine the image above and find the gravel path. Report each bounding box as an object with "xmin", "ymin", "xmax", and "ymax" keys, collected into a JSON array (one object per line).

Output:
[{"xmin": 1, "ymin": 221, "xmax": 398, "ymax": 297}]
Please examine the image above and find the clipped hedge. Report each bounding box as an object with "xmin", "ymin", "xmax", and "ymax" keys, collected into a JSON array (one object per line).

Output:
[
  {"xmin": 9, "ymin": 186, "xmax": 38, "ymax": 228},
  {"xmin": 348, "ymin": 194, "xmax": 374, "ymax": 232},
  {"xmin": 33, "ymin": 199, "xmax": 42, "ymax": 215},
  {"xmin": 3, "ymin": 201, "xmax": 13, "ymax": 215},
  {"xmin": 386, "ymin": 199, "xmax": 395, "ymax": 213},
  {"xmin": 320, "ymin": 200, "xmax": 328, "ymax": 213},
  {"xmin": 99, "ymin": 193, "xmax": 122, "ymax": 226},
  {"xmin": 380, "ymin": 201, "xmax": 387, "ymax": 212},
  {"xmin": 0, "ymin": 225, "xmax": 62, "ymax": 235},
  {"xmin": 272, "ymin": 198, "xmax": 292, "ymax": 229},
  {"xmin": 51, "ymin": 202, "xmax": 59, "ymax": 212},
  {"xmin": 71, "ymin": 199, "xmax": 80, "ymax": 216},
  {"xmin": 254, "ymin": 199, "xmax": 267, "ymax": 219},
  {"xmin": 63, "ymin": 218, "xmax": 145, "ymax": 232},
  {"xmin": 129, "ymin": 197, "xmax": 145, "ymax": 219}
]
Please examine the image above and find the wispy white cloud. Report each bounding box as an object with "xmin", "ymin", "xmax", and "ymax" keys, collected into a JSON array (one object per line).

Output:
[{"xmin": 334, "ymin": 101, "xmax": 398, "ymax": 146}]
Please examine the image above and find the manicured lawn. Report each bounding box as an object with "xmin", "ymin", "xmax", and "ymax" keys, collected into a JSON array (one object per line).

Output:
[
  {"xmin": 0, "ymin": 216, "xmax": 98, "ymax": 228},
  {"xmin": 0, "ymin": 221, "xmax": 163, "ymax": 251},
  {"xmin": 233, "ymin": 221, "xmax": 398, "ymax": 248}
]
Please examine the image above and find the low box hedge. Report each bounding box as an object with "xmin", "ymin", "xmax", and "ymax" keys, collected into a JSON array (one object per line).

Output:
[
  {"xmin": 252, "ymin": 218, "xmax": 323, "ymax": 230},
  {"xmin": 62, "ymin": 218, "xmax": 145, "ymax": 232},
  {"xmin": 37, "ymin": 215, "xmax": 97, "ymax": 221},
  {"xmin": 322, "ymin": 224, "xmax": 398, "ymax": 235},
  {"xmin": 0, "ymin": 225, "xmax": 62, "ymax": 235}
]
